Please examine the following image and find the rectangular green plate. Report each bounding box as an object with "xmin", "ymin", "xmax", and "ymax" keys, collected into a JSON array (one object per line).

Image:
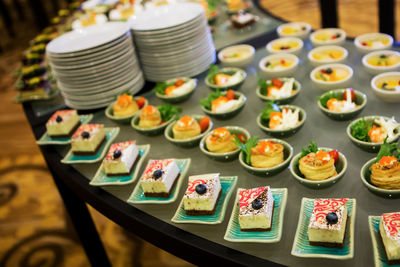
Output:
[
  {"xmin": 224, "ymin": 188, "xmax": 288, "ymax": 243},
  {"xmin": 291, "ymin": 197, "xmax": 356, "ymax": 259},
  {"xmin": 171, "ymin": 176, "xmax": 237, "ymax": 224},
  {"xmin": 89, "ymin": 144, "xmax": 151, "ymax": 186},
  {"xmin": 369, "ymin": 216, "xmax": 396, "ymax": 267},
  {"xmin": 61, "ymin": 127, "xmax": 120, "ymax": 164},
  {"xmin": 36, "ymin": 114, "xmax": 93, "ymax": 145},
  {"xmin": 127, "ymin": 158, "xmax": 191, "ymax": 204}
]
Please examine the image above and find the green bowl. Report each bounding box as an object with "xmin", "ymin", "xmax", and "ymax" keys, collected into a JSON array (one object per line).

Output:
[
  {"xmin": 204, "ymin": 67, "xmax": 247, "ymax": 91},
  {"xmin": 155, "ymin": 78, "xmax": 197, "ymax": 104},
  {"xmin": 164, "ymin": 115, "xmax": 213, "ymax": 148},
  {"xmin": 317, "ymin": 89, "xmax": 367, "ymax": 121},
  {"xmin": 360, "ymin": 157, "xmax": 400, "ymax": 198},
  {"xmin": 201, "ymin": 91, "xmax": 246, "ymax": 120},
  {"xmin": 256, "ymin": 78, "xmax": 301, "ymax": 104},
  {"xmin": 346, "ymin": 116, "xmax": 400, "ymax": 153},
  {"xmin": 105, "ymin": 97, "xmax": 148, "ymax": 124},
  {"xmin": 131, "ymin": 114, "xmax": 177, "ymax": 136},
  {"xmin": 199, "ymin": 126, "xmax": 250, "ymax": 162},
  {"xmin": 289, "ymin": 147, "xmax": 347, "ymax": 189},
  {"xmin": 257, "ymin": 105, "xmax": 306, "ymax": 137},
  {"xmin": 238, "ymin": 138, "xmax": 293, "ymax": 177}
]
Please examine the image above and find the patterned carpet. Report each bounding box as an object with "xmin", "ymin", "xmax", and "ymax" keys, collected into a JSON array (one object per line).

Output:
[{"xmin": 0, "ymin": 155, "xmax": 194, "ymax": 266}]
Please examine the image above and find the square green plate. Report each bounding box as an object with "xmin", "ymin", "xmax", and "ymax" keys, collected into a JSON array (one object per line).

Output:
[
  {"xmin": 61, "ymin": 127, "xmax": 120, "ymax": 164},
  {"xmin": 369, "ymin": 216, "xmax": 397, "ymax": 267},
  {"xmin": 36, "ymin": 114, "xmax": 93, "ymax": 145},
  {"xmin": 291, "ymin": 197, "xmax": 356, "ymax": 259},
  {"xmin": 224, "ymin": 188, "xmax": 288, "ymax": 243},
  {"xmin": 89, "ymin": 144, "xmax": 151, "ymax": 186},
  {"xmin": 127, "ymin": 158, "xmax": 191, "ymax": 204},
  {"xmin": 171, "ymin": 176, "xmax": 238, "ymax": 224}
]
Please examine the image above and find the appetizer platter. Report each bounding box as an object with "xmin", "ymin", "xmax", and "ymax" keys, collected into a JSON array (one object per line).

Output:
[{"xmin": 21, "ymin": 2, "xmax": 400, "ymax": 266}]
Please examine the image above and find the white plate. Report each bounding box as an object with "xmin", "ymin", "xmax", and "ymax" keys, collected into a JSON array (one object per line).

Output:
[
  {"xmin": 47, "ymin": 32, "xmax": 131, "ymax": 58},
  {"xmin": 47, "ymin": 22, "xmax": 130, "ymax": 54},
  {"xmin": 50, "ymin": 46, "xmax": 135, "ymax": 71},
  {"xmin": 60, "ymin": 73, "xmax": 144, "ymax": 100},
  {"xmin": 129, "ymin": 3, "xmax": 204, "ymax": 31},
  {"xmin": 47, "ymin": 36, "xmax": 134, "ymax": 64}
]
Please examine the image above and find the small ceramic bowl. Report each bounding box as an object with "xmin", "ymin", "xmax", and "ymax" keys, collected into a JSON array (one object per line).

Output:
[
  {"xmin": 199, "ymin": 126, "xmax": 250, "ymax": 162},
  {"xmin": 317, "ymin": 89, "xmax": 367, "ymax": 120},
  {"xmin": 218, "ymin": 45, "xmax": 255, "ymax": 68},
  {"xmin": 310, "ymin": 63, "xmax": 353, "ymax": 90},
  {"xmin": 371, "ymin": 72, "xmax": 400, "ymax": 103},
  {"xmin": 155, "ymin": 78, "xmax": 197, "ymax": 104},
  {"xmin": 207, "ymin": 10, "xmax": 219, "ymax": 24},
  {"xmin": 266, "ymin": 37, "xmax": 304, "ymax": 55},
  {"xmin": 201, "ymin": 91, "xmax": 246, "ymax": 120},
  {"xmin": 354, "ymin": 33, "xmax": 393, "ymax": 54},
  {"xmin": 360, "ymin": 157, "xmax": 400, "ymax": 198},
  {"xmin": 310, "ymin": 28, "xmax": 346, "ymax": 47},
  {"xmin": 131, "ymin": 114, "xmax": 177, "ymax": 136},
  {"xmin": 256, "ymin": 77, "xmax": 301, "ymax": 104},
  {"xmin": 105, "ymin": 97, "xmax": 148, "ymax": 124},
  {"xmin": 238, "ymin": 138, "xmax": 293, "ymax": 177},
  {"xmin": 362, "ymin": 50, "xmax": 400, "ymax": 75},
  {"xmin": 259, "ymin": 53, "xmax": 299, "ymax": 79},
  {"xmin": 307, "ymin": 45, "xmax": 348, "ymax": 67},
  {"xmin": 164, "ymin": 115, "xmax": 213, "ymax": 148},
  {"xmin": 205, "ymin": 67, "xmax": 247, "ymax": 91},
  {"xmin": 346, "ymin": 116, "xmax": 400, "ymax": 152},
  {"xmin": 289, "ymin": 148, "xmax": 347, "ymax": 189},
  {"xmin": 276, "ymin": 22, "xmax": 311, "ymax": 40},
  {"xmin": 257, "ymin": 105, "xmax": 306, "ymax": 137}
]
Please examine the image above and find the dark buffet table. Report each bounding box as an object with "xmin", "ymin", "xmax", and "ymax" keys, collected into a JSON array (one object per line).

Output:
[{"xmin": 22, "ymin": 2, "xmax": 400, "ymax": 266}]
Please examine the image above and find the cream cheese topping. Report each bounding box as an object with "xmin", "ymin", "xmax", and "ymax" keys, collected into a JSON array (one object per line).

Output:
[{"xmin": 273, "ymin": 108, "xmax": 299, "ymax": 130}]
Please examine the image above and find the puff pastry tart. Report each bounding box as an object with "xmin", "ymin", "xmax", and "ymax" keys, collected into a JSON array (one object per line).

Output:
[
  {"xmin": 299, "ymin": 150, "xmax": 337, "ymax": 181},
  {"xmin": 172, "ymin": 115, "xmax": 201, "ymax": 140},
  {"xmin": 250, "ymin": 141, "xmax": 284, "ymax": 168},
  {"xmin": 138, "ymin": 105, "xmax": 161, "ymax": 128},
  {"xmin": 205, "ymin": 127, "xmax": 237, "ymax": 153},
  {"xmin": 371, "ymin": 156, "xmax": 400, "ymax": 190}
]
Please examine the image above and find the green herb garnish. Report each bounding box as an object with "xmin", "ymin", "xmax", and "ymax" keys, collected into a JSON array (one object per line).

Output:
[
  {"xmin": 199, "ymin": 88, "xmax": 223, "ymax": 110},
  {"xmin": 351, "ymin": 118, "xmax": 372, "ymax": 142},
  {"xmin": 260, "ymin": 101, "xmax": 280, "ymax": 121},
  {"xmin": 157, "ymin": 104, "xmax": 181, "ymax": 122},
  {"xmin": 153, "ymin": 81, "xmax": 176, "ymax": 95},
  {"xmin": 319, "ymin": 92, "xmax": 340, "ymax": 108},
  {"xmin": 234, "ymin": 135, "xmax": 258, "ymax": 165},
  {"xmin": 300, "ymin": 141, "xmax": 319, "ymax": 158},
  {"xmin": 258, "ymin": 76, "xmax": 273, "ymax": 96},
  {"xmin": 375, "ymin": 137, "xmax": 400, "ymax": 162},
  {"xmin": 207, "ymin": 64, "xmax": 220, "ymax": 83}
]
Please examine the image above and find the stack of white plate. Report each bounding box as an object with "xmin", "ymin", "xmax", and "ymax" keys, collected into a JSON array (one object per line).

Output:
[
  {"xmin": 129, "ymin": 3, "xmax": 216, "ymax": 82},
  {"xmin": 46, "ymin": 22, "xmax": 144, "ymax": 110}
]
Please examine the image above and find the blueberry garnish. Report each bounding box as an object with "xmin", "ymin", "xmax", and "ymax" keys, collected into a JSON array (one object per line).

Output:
[
  {"xmin": 380, "ymin": 54, "xmax": 387, "ymax": 59},
  {"xmin": 152, "ymin": 169, "xmax": 163, "ymax": 179},
  {"xmin": 265, "ymin": 61, "xmax": 271, "ymax": 67},
  {"xmin": 326, "ymin": 212, "xmax": 338, "ymax": 225},
  {"xmin": 335, "ymin": 33, "xmax": 341, "ymax": 38},
  {"xmin": 113, "ymin": 150, "xmax": 121, "ymax": 159},
  {"xmin": 325, "ymin": 68, "xmax": 333, "ymax": 74},
  {"xmin": 280, "ymin": 46, "xmax": 285, "ymax": 50},
  {"xmin": 56, "ymin": 115, "xmax": 63, "ymax": 123},
  {"xmin": 382, "ymin": 82, "xmax": 388, "ymax": 88},
  {"xmin": 251, "ymin": 199, "xmax": 263, "ymax": 210},
  {"xmin": 81, "ymin": 131, "xmax": 90, "ymax": 139},
  {"xmin": 195, "ymin": 184, "xmax": 207, "ymax": 195}
]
